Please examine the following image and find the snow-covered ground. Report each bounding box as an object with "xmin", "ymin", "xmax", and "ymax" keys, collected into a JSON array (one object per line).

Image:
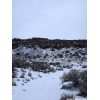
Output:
[
  {"xmin": 12, "ymin": 46, "xmax": 87, "ymax": 100},
  {"xmin": 13, "ymin": 68, "xmax": 86, "ymax": 100}
]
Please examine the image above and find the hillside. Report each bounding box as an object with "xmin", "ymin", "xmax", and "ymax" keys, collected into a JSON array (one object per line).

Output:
[
  {"xmin": 12, "ymin": 38, "xmax": 87, "ymax": 100},
  {"xmin": 12, "ymin": 38, "xmax": 87, "ymax": 49}
]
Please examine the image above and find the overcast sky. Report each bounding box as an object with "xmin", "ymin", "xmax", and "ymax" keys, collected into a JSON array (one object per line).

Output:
[{"xmin": 12, "ymin": 0, "xmax": 87, "ymax": 39}]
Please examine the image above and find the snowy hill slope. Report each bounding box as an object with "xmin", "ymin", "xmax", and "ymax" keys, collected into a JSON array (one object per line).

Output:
[{"xmin": 12, "ymin": 38, "xmax": 87, "ymax": 100}]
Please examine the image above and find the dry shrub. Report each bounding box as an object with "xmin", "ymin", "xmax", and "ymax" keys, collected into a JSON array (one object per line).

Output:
[
  {"xmin": 61, "ymin": 70, "xmax": 87, "ymax": 97},
  {"xmin": 60, "ymin": 93, "xmax": 74, "ymax": 100},
  {"xmin": 61, "ymin": 69, "xmax": 79, "ymax": 87},
  {"xmin": 20, "ymin": 72, "xmax": 25, "ymax": 78},
  {"xmin": 30, "ymin": 62, "xmax": 55, "ymax": 73},
  {"xmin": 12, "ymin": 79, "xmax": 17, "ymax": 86},
  {"xmin": 12, "ymin": 56, "xmax": 30, "ymax": 68},
  {"xmin": 57, "ymin": 54, "xmax": 63, "ymax": 58},
  {"xmin": 28, "ymin": 72, "xmax": 32, "ymax": 77},
  {"xmin": 78, "ymin": 70, "xmax": 87, "ymax": 97},
  {"xmin": 25, "ymin": 78, "xmax": 30, "ymax": 82},
  {"xmin": 12, "ymin": 72, "xmax": 17, "ymax": 78}
]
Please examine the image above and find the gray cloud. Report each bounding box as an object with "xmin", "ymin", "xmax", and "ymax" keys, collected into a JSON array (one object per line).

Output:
[{"xmin": 12, "ymin": 0, "xmax": 87, "ymax": 39}]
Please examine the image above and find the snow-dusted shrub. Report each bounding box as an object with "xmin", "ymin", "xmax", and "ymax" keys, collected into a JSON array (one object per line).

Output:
[
  {"xmin": 12, "ymin": 82, "xmax": 17, "ymax": 86},
  {"xmin": 79, "ymin": 70, "xmax": 87, "ymax": 81},
  {"xmin": 20, "ymin": 72, "xmax": 25, "ymax": 78},
  {"xmin": 61, "ymin": 70, "xmax": 87, "ymax": 97},
  {"xmin": 47, "ymin": 67, "xmax": 55, "ymax": 72},
  {"xmin": 25, "ymin": 78, "xmax": 30, "ymax": 82},
  {"xmin": 62, "ymin": 64, "xmax": 72, "ymax": 69},
  {"xmin": 21, "ymin": 68, "xmax": 26, "ymax": 72},
  {"xmin": 60, "ymin": 93, "xmax": 74, "ymax": 100},
  {"xmin": 57, "ymin": 54, "xmax": 63, "ymax": 58},
  {"xmin": 31, "ymin": 77, "xmax": 34, "ymax": 80},
  {"xmin": 17, "ymin": 78, "xmax": 20, "ymax": 81},
  {"xmin": 12, "ymin": 67, "xmax": 18, "ymax": 78},
  {"xmin": 12, "ymin": 73, "xmax": 17, "ymax": 78},
  {"xmin": 54, "ymin": 55, "xmax": 57, "ymax": 58},
  {"xmin": 12, "ymin": 56, "xmax": 30, "ymax": 68},
  {"xmin": 38, "ymin": 74, "xmax": 42, "ymax": 78},
  {"xmin": 36, "ymin": 54, "xmax": 41, "ymax": 58},
  {"xmin": 50, "ymin": 48, "xmax": 55, "ymax": 51},
  {"xmin": 30, "ymin": 62, "xmax": 55, "ymax": 73},
  {"xmin": 49, "ymin": 62, "xmax": 60, "ymax": 66},
  {"xmin": 12, "ymin": 79, "xmax": 17, "ymax": 86},
  {"xmin": 79, "ymin": 80, "xmax": 87, "ymax": 97},
  {"xmin": 28, "ymin": 72, "xmax": 32, "ymax": 77},
  {"xmin": 61, "ymin": 69, "xmax": 79, "ymax": 87},
  {"xmin": 78, "ymin": 70, "xmax": 87, "ymax": 97},
  {"xmin": 65, "ymin": 50, "xmax": 70, "ymax": 53},
  {"xmin": 44, "ymin": 54, "xmax": 48, "ymax": 58},
  {"xmin": 82, "ymin": 65, "xmax": 87, "ymax": 68},
  {"xmin": 74, "ymin": 51, "xmax": 79, "ymax": 57},
  {"xmin": 32, "ymin": 54, "xmax": 41, "ymax": 59},
  {"xmin": 61, "ymin": 83, "xmax": 73, "ymax": 90}
]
